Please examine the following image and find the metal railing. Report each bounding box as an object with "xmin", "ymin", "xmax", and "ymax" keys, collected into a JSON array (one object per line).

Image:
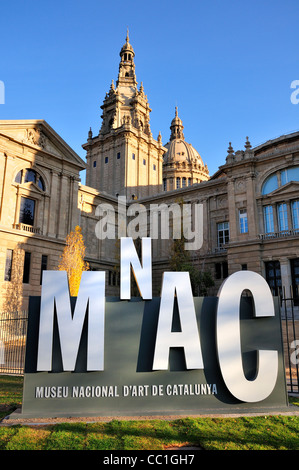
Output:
[
  {"xmin": 0, "ymin": 311, "xmax": 28, "ymax": 375},
  {"xmin": 259, "ymin": 228, "xmax": 299, "ymax": 240},
  {"xmin": 280, "ymin": 287, "xmax": 299, "ymax": 393}
]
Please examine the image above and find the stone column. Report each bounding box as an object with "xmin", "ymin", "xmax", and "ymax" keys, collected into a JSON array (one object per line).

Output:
[
  {"xmin": 227, "ymin": 179, "xmax": 237, "ymax": 242},
  {"xmin": 70, "ymin": 177, "xmax": 80, "ymax": 230},
  {"xmin": 246, "ymin": 173, "xmax": 257, "ymax": 238},
  {"xmin": 47, "ymin": 170, "xmax": 59, "ymax": 238},
  {"xmin": 42, "ymin": 195, "xmax": 50, "ymax": 235},
  {"xmin": 0, "ymin": 153, "xmax": 8, "ymax": 223},
  {"xmin": 13, "ymin": 184, "xmax": 21, "ymax": 228},
  {"xmin": 201, "ymin": 197, "xmax": 209, "ymax": 255},
  {"xmin": 286, "ymin": 201, "xmax": 292, "ymax": 232},
  {"xmin": 273, "ymin": 203, "xmax": 278, "ymax": 233},
  {"xmin": 256, "ymin": 200, "xmax": 264, "ymax": 235},
  {"xmin": 57, "ymin": 173, "xmax": 69, "ymax": 239}
]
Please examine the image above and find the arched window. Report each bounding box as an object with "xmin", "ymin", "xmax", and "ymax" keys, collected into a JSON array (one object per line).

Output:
[
  {"xmin": 262, "ymin": 166, "xmax": 299, "ymax": 195},
  {"xmin": 281, "ymin": 166, "xmax": 299, "ymax": 185},
  {"xmin": 261, "ymin": 174, "xmax": 278, "ymax": 195},
  {"xmin": 15, "ymin": 168, "xmax": 45, "ymax": 191}
]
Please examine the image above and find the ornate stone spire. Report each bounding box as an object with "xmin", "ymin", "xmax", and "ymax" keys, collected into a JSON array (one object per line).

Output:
[
  {"xmin": 226, "ymin": 142, "xmax": 235, "ymax": 163},
  {"xmin": 117, "ymin": 30, "xmax": 137, "ymax": 88},
  {"xmin": 245, "ymin": 136, "xmax": 252, "ymax": 150},
  {"xmin": 227, "ymin": 142, "xmax": 234, "ymax": 154},
  {"xmin": 170, "ymin": 107, "xmax": 184, "ymax": 140}
]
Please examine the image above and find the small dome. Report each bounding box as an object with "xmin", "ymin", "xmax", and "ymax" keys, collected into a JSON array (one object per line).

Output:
[
  {"xmin": 120, "ymin": 30, "xmax": 135, "ymax": 57},
  {"xmin": 162, "ymin": 108, "xmax": 209, "ymax": 190},
  {"xmin": 171, "ymin": 112, "xmax": 183, "ymax": 128},
  {"xmin": 163, "ymin": 139, "xmax": 204, "ymax": 166}
]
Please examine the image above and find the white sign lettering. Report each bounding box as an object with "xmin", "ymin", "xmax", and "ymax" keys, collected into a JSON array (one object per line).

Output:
[
  {"xmin": 216, "ymin": 271, "xmax": 278, "ymax": 402},
  {"xmin": 153, "ymin": 271, "xmax": 203, "ymax": 370},
  {"xmin": 35, "ymin": 238, "xmax": 280, "ymax": 403},
  {"xmin": 37, "ymin": 270, "xmax": 105, "ymax": 371},
  {"xmin": 120, "ymin": 237, "xmax": 152, "ymax": 299}
]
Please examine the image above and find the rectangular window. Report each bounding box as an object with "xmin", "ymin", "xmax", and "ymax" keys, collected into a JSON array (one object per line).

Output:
[
  {"xmin": 265, "ymin": 260, "xmax": 282, "ymax": 297},
  {"xmin": 263, "ymin": 205, "xmax": 274, "ymax": 233},
  {"xmin": 23, "ymin": 252, "xmax": 31, "ymax": 284},
  {"xmin": 105, "ymin": 157, "xmax": 108, "ymax": 164},
  {"xmin": 176, "ymin": 177, "xmax": 180, "ymax": 189},
  {"xmin": 239, "ymin": 208, "xmax": 248, "ymax": 233},
  {"xmin": 4, "ymin": 249, "xmax": 13, "ymax": 281},
  {"xmin": 108, "ymin": 270, "xmax": 119, "ymax": 286},
  {"xmin": 217, "ymin": 222, "xmax": 229, "ymax": 247},
  {"xmin": 215, "ymin": 263, "xmax": 222, "ymax": 279},
  {"xmin": 292, "ymin": 200, "xmax": 299, "ymax": 230},
  {"xmin": 93, "ymin": 161, "xmax": 96, "ymax": 167},
  {"xmin": 19, "ymin": 197, "xmax": 35, "ymax": 226},
  {"xmin": 277, "ymin": 203, "xmax": 288, "ymax": 231},
  {"xmin": 40, "ymin": 254, "xmax": 48, "ymax": 285},
  {"xmin": 117, "ymin": 152, "xmax": 120, "ymax": 159},
  {"xmin": 182, "ymin": 177, "xmax": 186, "ymax": 188},
  {"xmin": 153, "ymin": 164, "xmax": 156, "ymax": 171},
  {"xmin": 143, "ymin": 159, "xmax": 146, "ymax": 165},
  {"xmin": 188, "ymin": 178, "xmax": 192, "ymax": 186},
  {"xmin": 132, "ymin": 153, "xmax": 135, "ymax": 160},
  {"xmin": 222, "ymin": 261, "xmax": 228, "ymax": 278},
  {"xmin": 215, "ymin": 261, "xmax": 228, "ymax": 279},
  {"xmin": 163, "ymin": 178, "xmax": 167, "ymax": 191}
]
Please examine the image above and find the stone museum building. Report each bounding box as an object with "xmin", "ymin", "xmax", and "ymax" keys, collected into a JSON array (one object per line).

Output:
[{"xmin": 0, "ymin": 33, "xmax": 299, "ymax": 310}]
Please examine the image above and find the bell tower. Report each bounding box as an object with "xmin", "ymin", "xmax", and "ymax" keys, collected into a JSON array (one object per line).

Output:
[
  {"xmin": 117, "ymin": 29, "xmax": 137, "ymax": 89},
  {"xmin": 83, "ymin": 32, "xmax": 166, "ymax": 199}
]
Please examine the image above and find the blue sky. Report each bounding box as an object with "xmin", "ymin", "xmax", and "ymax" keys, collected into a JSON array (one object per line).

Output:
[{"xmin": 1, "ymin": 0, "xmax": 299, "ymax": 182}]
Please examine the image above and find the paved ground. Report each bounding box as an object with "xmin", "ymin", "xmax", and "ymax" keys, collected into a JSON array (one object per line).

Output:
[{"xmin": 1, "ymin": 405, "xmax": 299, "ymax": 427}]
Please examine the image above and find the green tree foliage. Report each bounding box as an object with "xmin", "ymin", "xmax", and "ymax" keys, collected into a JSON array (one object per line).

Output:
[{"xmin": 169, "ymin": 236, "xmax": 214, "ymax": 296}]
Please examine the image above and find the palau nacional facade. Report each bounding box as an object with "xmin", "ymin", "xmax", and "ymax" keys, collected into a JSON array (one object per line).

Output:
[{"xmin": 0, "ymin": 33, "xmax": 299, "ymax": 310}]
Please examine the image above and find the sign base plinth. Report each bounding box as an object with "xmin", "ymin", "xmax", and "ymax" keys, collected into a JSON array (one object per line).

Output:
[{"xmin": 20, "ymin": 296, "xmax": 289, "ymax": 420}]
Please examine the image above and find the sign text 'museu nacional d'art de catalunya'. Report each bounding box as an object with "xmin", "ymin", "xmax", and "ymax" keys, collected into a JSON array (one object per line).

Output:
[{"xmin": 21, "ymin": 238, "xmax": 288, "ymax": 418}]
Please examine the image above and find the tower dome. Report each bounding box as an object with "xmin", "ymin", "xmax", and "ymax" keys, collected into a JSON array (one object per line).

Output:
[
  {"xmin": 162, "ymin": 108, "xmax": 209, "ymax": 191},
  {"xmin": 120, "ymin": 29, "xmax": 135, "ymax": 58},
  {"xmin": 163, "ymin": 138, "xmax": 205, "ymax": 166}
]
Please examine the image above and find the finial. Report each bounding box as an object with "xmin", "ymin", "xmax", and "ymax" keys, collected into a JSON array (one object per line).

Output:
[
  {"xmin": 88, "ymin": 127, "xmax": 93, "ymax": 139},
  {"xmin": 245, "ymin": 136, "xmax": 252, "ymax": 150},
  {"xmin": 126, "ymin": 28, "xmax": 129, "ymax": 43},
  {"xmin": 110, "ymin": 79, "xmax": 115, "ymax": 90},
  {"xmin": 175, "ymin": 106, "xmax": 178, "ymax": 117},
  {"xmin": 227, "ymin": 142, "xmax": 234, "ymax": 155}
]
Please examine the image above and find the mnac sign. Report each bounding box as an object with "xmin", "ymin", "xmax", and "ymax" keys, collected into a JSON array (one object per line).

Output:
[{"xmin": 20, "ymin": 238, "xmax": 288, "ymax": 418}]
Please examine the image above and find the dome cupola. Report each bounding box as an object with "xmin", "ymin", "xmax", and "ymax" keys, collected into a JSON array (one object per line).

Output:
[
  {"xmin": 120, "ymin": 29, "xmax": 135, "ymax": 60},
  {"xmin": 162, "ymin": 108, "xmax": 209, "ymax": 191}
]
